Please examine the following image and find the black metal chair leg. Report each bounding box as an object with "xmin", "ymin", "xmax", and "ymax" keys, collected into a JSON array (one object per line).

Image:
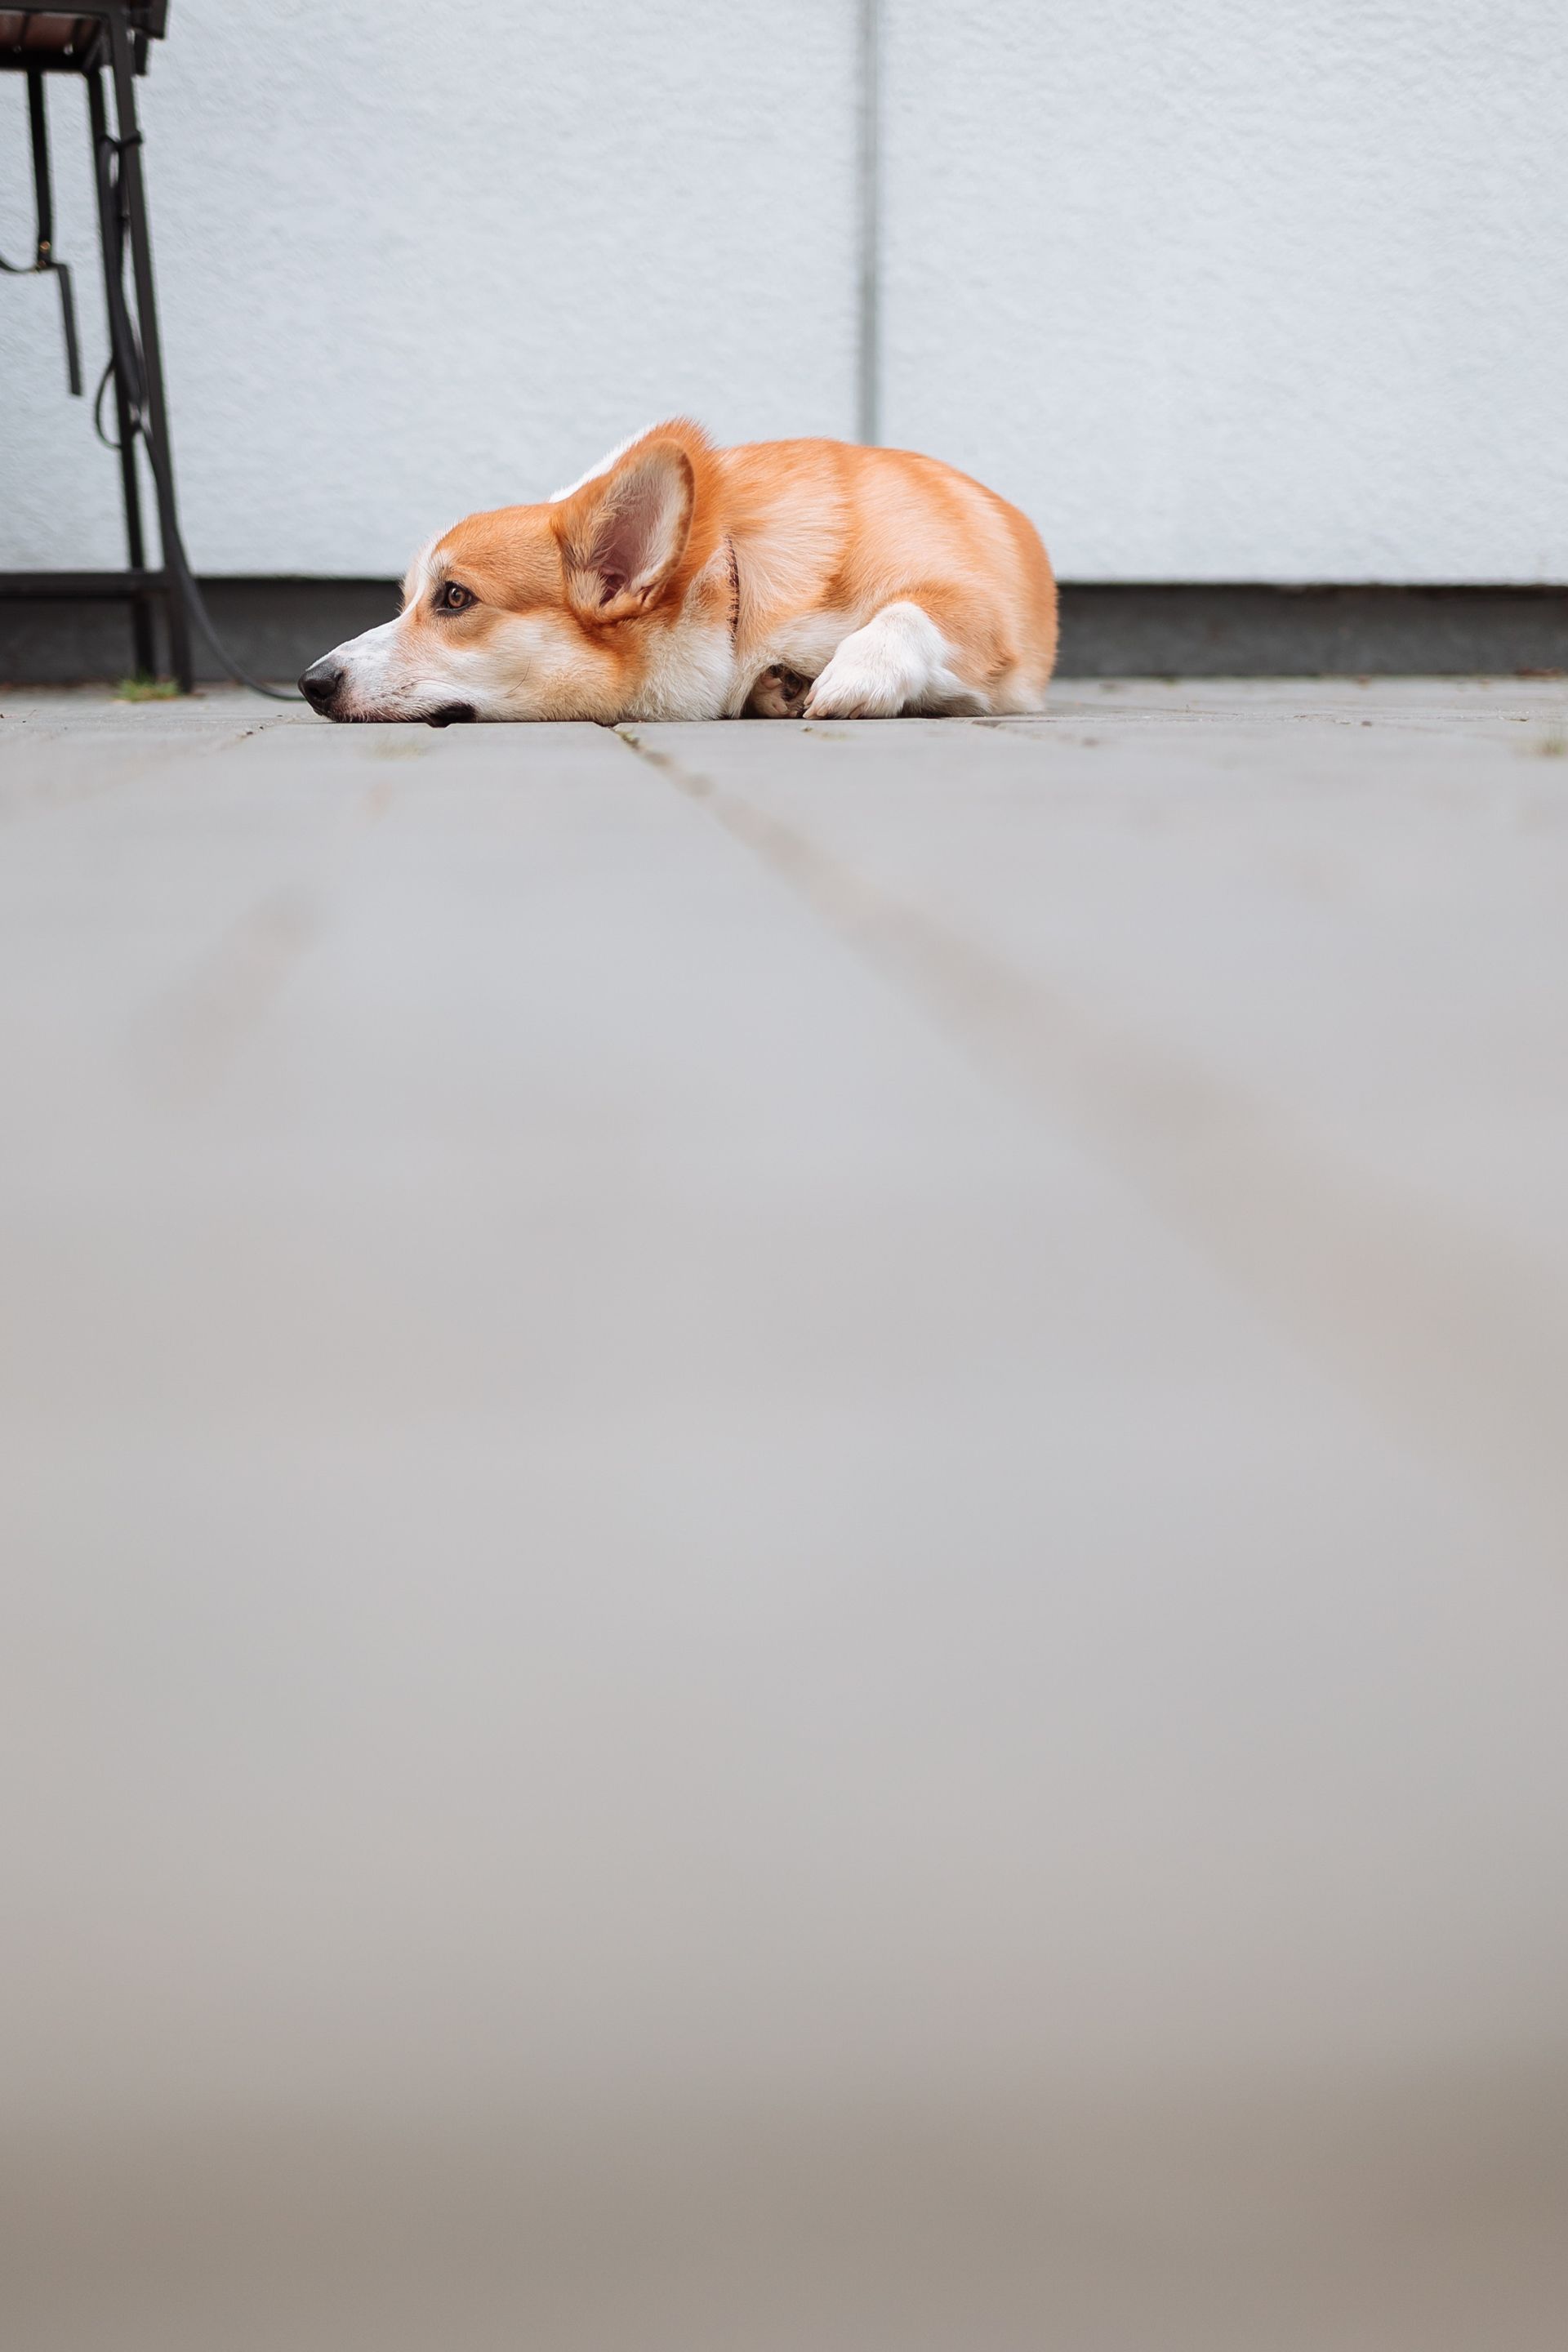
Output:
[
  {"xmin": 105, "ymin": 10, "xmax": 191, "ymax": 691},
  {"xmin": 87, "ymin": 67, "xmax": 156, "ymax": 679},
  {"xmin": 7, "ymin": 6, "xmax": 285, "ymax": 702}
]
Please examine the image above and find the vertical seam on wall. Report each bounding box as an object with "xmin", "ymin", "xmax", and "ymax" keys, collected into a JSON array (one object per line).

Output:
[{"xmin": 857, "ymin": 0, "xmax": 881, "ymax": 445}]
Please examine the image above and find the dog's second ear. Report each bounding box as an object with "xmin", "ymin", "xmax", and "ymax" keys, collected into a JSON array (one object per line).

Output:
[{"xmin": 559, "ymin": 439, "xmax": 695, "ymax": 621}]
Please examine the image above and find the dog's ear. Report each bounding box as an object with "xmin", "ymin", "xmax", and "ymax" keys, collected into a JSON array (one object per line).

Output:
[{"xmin": 559, "ymin": 439, "xmax": 695, "ymax": 621}]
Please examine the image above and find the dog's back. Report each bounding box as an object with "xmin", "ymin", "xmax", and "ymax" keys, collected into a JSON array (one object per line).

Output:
[{"xmin": 720, "ymin": 436, "xmax": 1058, "ymax": 715}]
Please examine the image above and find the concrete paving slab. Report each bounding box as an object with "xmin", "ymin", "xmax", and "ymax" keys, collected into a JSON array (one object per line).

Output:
[{"xmin": 2, "ymin": 682, "xmax": 1566, "ymax": 2350}]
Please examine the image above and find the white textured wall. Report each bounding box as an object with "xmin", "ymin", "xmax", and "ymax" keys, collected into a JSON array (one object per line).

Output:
[
  {"xmin": 884, "ymin": 2, "xmax": 1568, "ymax": 582},
  {"xmin": 1, "ymin": 0, "xmax": 860, "ymax": 574},
  {"xmin": 2, "ymin": 0, "xmax": 1565, "ymax": 581}
]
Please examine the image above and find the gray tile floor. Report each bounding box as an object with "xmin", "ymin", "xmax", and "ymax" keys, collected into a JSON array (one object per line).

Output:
[{"xmin": 3, "ymin": 680, "xmax": 1567, "ymax": 2350}]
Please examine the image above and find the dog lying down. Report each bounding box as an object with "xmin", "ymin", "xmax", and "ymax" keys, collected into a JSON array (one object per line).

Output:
[{"xmin": 299, "ymin": 421, "xmax": 1057, "ymax": 725}]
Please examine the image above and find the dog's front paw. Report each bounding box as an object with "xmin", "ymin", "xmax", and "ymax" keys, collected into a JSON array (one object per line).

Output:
[{"xmin": 802, "ymin": 648, "xmax": 906, "ymax": 720}]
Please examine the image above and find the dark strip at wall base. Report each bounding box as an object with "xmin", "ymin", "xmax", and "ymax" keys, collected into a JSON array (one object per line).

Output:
[
  {"xmin": 1, "ymin": 579, "xmax": 1566, "ymax": 685},
  {"xmin": 0, "ymin": 579, "xmax": 402, "ymax": 688},
  {"xmin": 1058, "ymin": 585, "xmax": 1568, "ymax": 679}
]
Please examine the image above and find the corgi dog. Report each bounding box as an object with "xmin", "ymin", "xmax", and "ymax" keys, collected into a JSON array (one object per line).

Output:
[{"xmin": 299, "ymin": 421, "xmax": 1056, "ymax": 725}]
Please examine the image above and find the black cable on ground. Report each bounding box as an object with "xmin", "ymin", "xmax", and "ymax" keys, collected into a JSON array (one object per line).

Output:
[
  {"xmin": 140, "ymin": 433, "xmax": 305, "ymax": 703},
  {"xmin": 92, "ymin": 131, "xmax": 305, "ymax": 706}
]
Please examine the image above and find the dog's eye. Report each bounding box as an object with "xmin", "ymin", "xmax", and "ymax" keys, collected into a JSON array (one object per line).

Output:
[{"xmin": 436, "ymin": 582, "xmax": 476, "ymax": 613}]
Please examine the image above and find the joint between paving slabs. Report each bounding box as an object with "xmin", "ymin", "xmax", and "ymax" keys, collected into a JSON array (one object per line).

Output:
[{"xmin": 612, "ymin": 724, "xmax": 1568, "ymax": 1552}]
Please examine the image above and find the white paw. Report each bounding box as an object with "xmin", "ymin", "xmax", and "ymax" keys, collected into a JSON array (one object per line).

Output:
[{"xmin": 802, "ymin": 650, "xmax": 906, "ymax": 720}]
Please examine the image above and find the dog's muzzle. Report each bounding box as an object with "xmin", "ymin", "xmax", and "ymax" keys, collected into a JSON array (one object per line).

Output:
[{"xmin": 296, "ymin": 657, "xmax": 475, "ymax": 728}]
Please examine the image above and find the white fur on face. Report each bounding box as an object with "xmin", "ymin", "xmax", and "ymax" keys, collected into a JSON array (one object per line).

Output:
[
  {"xmin": 323, "ymin": 605, "xmax": 608, "ymax": 723},
  {"xmin": 318, "ymin": 505, "xmax": 740, "ymax": 725}
]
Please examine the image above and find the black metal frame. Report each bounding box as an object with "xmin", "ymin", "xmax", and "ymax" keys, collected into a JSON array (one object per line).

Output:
[{"xmin": 1, "ymin": 3, "xmax": 191, "ymax": 687}]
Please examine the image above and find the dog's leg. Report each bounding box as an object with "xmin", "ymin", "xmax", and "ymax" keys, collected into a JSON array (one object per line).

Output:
[
  {"xmin": 746, "ymin": 664, "xmax": 813, "ymax": 719},
  {"xmin": 804, "ymin": 600, "xmax": 979, "ymax": 720}
]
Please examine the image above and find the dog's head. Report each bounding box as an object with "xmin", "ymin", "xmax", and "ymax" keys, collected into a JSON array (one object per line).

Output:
[{"xmin": 299, "ymin": 427, "xmax": 714, "ymax": 724}]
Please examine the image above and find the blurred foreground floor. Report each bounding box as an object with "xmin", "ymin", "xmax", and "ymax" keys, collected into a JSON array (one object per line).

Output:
[{"xmin": 2, "ymin": 679, "xmax": 1567, "ymax": 2350}]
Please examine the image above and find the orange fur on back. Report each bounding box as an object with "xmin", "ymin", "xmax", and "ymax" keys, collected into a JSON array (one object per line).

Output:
[{"xmin": 717, "ymin": 433, "xmax": 1058, "ymax": 696}]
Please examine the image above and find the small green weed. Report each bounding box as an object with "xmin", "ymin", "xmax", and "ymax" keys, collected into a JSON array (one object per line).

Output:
[{"xmin": 115, "ymin": 674, "xmax": 180, "ymax": 702}]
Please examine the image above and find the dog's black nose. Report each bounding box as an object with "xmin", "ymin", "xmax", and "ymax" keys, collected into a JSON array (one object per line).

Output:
[{"xmin": 298, "ymin": 658, "xmax": 343, "ymax": 715}]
